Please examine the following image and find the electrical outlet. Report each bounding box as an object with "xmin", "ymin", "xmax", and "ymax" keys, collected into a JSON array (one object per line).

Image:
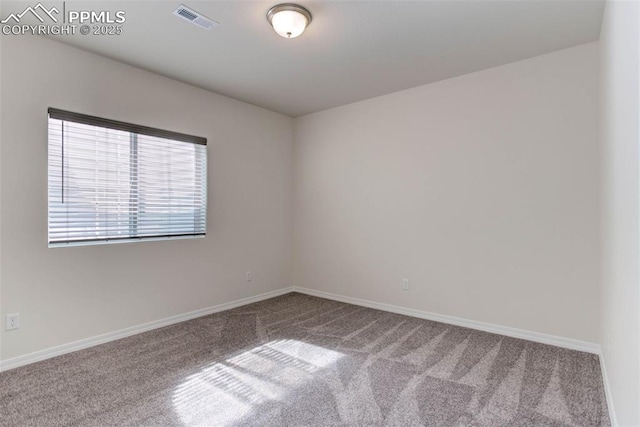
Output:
[
  {"xmin": 402, "ymin": 279, "xmax": 409, "ymax": 291},
  {"xmin": 246, "ymin": 271, "xmax": 252, "ymax": 282},
  {"xmin": 6, "ymin": 313, "xmax": 20, "ymax": 331}
]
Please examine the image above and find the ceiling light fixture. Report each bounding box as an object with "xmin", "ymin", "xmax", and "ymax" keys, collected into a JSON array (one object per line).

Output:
[{"xmin": 266, "ymin": 3, "xmax": 312, "ymax": 39}]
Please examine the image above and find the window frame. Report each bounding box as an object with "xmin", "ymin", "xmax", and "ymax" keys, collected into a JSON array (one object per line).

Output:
[{"xmin": 47, "ymin": 108, "xmax": 207, "ymax": 247}]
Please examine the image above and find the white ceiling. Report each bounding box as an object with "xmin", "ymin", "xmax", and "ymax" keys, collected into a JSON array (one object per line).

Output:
[{"xmin": 14, "ymin": 0, "xmax": 604, "ymax": 117}]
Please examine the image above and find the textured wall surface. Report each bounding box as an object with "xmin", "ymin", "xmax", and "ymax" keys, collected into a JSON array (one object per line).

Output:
[
  {"xmin": 599, "ymin": 1, "xmax": 640, "ymax": 424},
  {"xmin": 0, "ymin": 35, "xmax": 294, "ymax": 360},
  {"xmin": 293, "ymin": 43, "xmax": 600, "ymax": 343}
]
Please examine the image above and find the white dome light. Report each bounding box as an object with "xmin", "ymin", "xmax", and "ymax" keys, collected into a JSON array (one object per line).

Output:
[{"xmin": 267, "ymin": 4, "xmax": 312, "ymax": 39}]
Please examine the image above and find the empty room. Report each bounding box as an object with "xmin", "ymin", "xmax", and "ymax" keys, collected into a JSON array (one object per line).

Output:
[{"xmin": 0, "ymin": 0, "xmax": 638, "ymax": 425}]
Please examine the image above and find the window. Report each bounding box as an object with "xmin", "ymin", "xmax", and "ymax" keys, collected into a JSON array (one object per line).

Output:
[{"xmin": 48, "ymin": 108, "xmax": 207, "ymax": 246}]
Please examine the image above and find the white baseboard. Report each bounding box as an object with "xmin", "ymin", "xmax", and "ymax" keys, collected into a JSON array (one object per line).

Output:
[
  {"xmin": 297, "ymin": 285, "xmax": 613, "ymax": 423},
  {"xmin": 295, "ymin": 287, "xmax": 617, "ymax": 421},
  {"xmin": 0, "ymin": 287, "xmax": 294, "ymax": 372},
  {"xmin": 0, "ymin": 285, "xmax": 602, "ymax": 371},
  {"xmin": 2, "ymin": 285, "xmax": 614, "ymax": 421},
  {"xmin": 292, "ymin": 287, "xmax": 601, "ymax": 354},
  {"xmin": 598, "ymin": 351, "xmax": 618, "ymax": 426}
]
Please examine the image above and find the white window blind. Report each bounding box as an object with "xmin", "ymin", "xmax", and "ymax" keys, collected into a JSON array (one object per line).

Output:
[{"xmin": 48, "ymin": 108, "xmax": 207, "ymax": 246}]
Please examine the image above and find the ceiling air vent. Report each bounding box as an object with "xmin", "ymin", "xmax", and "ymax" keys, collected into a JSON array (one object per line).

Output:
[{"xmin": 173, "ymin": 4, "xmax": 218, "ymax": 30}]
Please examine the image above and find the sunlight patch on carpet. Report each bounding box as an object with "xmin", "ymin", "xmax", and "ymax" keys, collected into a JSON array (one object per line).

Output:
[{"xmin": 172, "ymin": 339, "xmax": 343, "ymax": 426}]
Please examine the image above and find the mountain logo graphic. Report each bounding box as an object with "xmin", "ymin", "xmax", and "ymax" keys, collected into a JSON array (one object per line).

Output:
[{"xmin": 1, "ymin": 3, "xmax": 59, "ymax": 24}]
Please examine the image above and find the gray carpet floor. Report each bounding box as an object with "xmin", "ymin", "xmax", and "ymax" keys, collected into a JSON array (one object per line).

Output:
[{"xmin": 0, "ymin": 292, "xmax": 610, "ymax": 426}]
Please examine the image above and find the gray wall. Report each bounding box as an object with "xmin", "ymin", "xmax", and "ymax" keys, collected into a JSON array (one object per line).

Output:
[
  {"xmin": 293, "ymin": 43, "xmax": 600, "ymax": 343},
  {"xmin": 599, "ymin": 1, "xmax": 640, "ymax": 424},
  {"xmin": 0, "ymin": 35, "xmax": 294, "ymax": 360}
]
